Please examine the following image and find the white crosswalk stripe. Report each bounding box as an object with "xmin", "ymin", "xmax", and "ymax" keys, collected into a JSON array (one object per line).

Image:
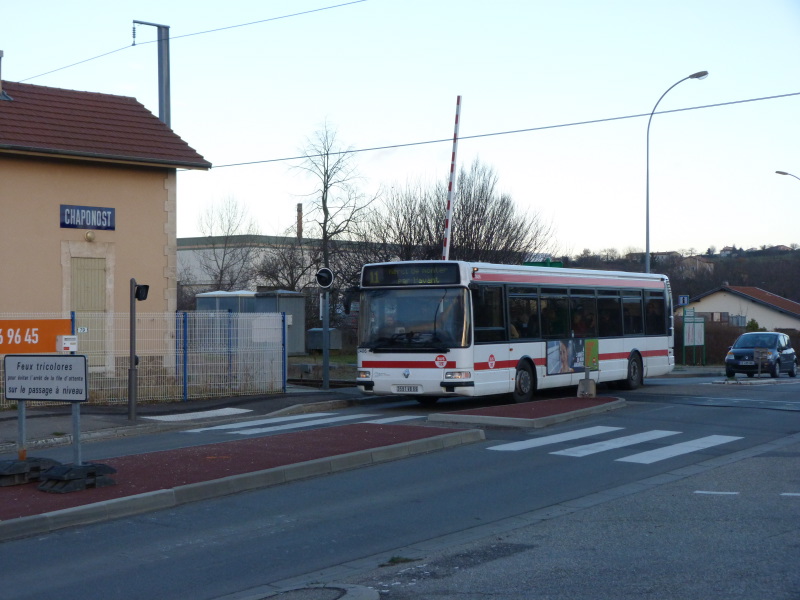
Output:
[
  {"xmin": 551, "ymin": 430, "xmax": 681, "ymax": 457},
  {"xmin": 230, "ymin": 414, "xmax": 380, "ymax": 435},
  {"xmin": 487, "ymin": 427, "xmax": 744, "ymax": 465},
  {"xmin": 487, "ymin": 426, "xmax": 623, "ymax": 452},
  {"xmin": 616, "ymin": 435, "xmax": 743, "ymax": 464},
  {"xmin": 364, "ymin": 416, "xmax": 426, "ymax": 425},
  {"xmin": 185, "ymin": 412, "xmax": 336, "ymax": 433},
  {"xmin": 184, "ymin": 412, "xmax": 423, "ymax": 436}
]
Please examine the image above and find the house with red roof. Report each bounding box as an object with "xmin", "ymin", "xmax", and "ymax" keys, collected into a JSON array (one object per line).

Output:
[
  {"xmin": 677, "ymin": 285, "xmax": 800, "ymax": 331},
  {"xmin": 0, "ymin": 79, "xmax": 209, "ymax": 320}
]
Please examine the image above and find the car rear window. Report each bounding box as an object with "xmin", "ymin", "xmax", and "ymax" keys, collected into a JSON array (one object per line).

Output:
[{"xmin": 733, "ymin": 334, "xmax": 777, "ymax": 349}]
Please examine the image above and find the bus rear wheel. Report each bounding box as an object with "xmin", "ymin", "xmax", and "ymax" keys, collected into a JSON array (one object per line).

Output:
[
  {"xmin": 512, "ymin": 362, "xmax": 535, "ymax": 403},
  {"xmin": 621, "ymin": 355, "xmax": 642, "ymax": 390}
]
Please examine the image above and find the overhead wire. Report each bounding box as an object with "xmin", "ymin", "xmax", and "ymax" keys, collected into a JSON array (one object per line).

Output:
[
  {"xmin": 19, "ymin": 0, "xmax": 369, "ymax": 82},
  {"xmin": 207, "ymin": 91, "xmax": 800, "ymax": 170},
  {"xmin": 13, "ymin": 0, "xmax": 798, "ymax": 172}
]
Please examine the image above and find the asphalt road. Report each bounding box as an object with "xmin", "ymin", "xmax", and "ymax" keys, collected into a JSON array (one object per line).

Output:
[{"xmin": 1, "ymin": 376, "xmax": 798, "ymax": 600}]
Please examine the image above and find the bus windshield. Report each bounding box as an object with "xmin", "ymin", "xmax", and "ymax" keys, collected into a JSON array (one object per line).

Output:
[{"xmin": 358, "ymin": 287, "xmax": 470, "ymax": 351}]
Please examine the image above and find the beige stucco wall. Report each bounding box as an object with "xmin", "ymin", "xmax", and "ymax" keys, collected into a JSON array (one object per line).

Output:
[{"xmin": 0, "ymin": 155, "xmax": 176, "ymax": 314}]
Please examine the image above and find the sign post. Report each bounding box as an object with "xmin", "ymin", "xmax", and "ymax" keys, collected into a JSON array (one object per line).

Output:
[
  {"xmin": 316, "ymin": 268, "xmax": 335, "ymax": 390},
  {"xmin": 3, "ymin": 354, "xmax": 116, "ymax": 492},
  {"xmin": 682, "ymin": 307, "xmax": 706, "ymax": 365}
]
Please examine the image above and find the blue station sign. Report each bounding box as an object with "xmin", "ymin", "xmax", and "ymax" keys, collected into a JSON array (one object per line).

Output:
[{"xmin": 60, "ymin": 204, "xmax": 116, "ymax": 231}]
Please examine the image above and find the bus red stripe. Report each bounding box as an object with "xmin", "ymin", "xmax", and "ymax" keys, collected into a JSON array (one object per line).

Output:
[
  {"xmin": 363, "ymin": 349, "xmax": 668, "ymax": 371},
  {"xmin": 471, "ymin": 272, "xmax": 664, "ymax": 289}
]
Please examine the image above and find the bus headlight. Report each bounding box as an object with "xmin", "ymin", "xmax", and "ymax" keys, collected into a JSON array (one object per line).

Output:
[
  {"xmin": 357, "ymin": 370, "xmax": 371, "ymax": 380},
  {"xmin": 444, "ymin": 371, "xmax": 472, "ymax": 380}
]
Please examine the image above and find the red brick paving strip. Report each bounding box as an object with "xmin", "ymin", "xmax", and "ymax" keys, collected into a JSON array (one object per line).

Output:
[
  {"xmin": 0, "ymin": 423, "xmax": 461, "ymax": 521},
  {"xmin": 449, "ymin": 397, "xmax": 619, "ymax": 419}
]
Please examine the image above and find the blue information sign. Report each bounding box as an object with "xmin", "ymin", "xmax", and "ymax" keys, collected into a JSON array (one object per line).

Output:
[{"xmin": 60, "ymin": 204, "xmax": 116, "ymax": 230}]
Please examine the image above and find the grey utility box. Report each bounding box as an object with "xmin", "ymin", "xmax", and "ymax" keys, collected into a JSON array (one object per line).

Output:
[{"xmin": 306, "ymin": 328, "xmax": 342, "ymax": 351}]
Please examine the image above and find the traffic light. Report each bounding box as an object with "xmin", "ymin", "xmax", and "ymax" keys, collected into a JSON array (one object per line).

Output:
[{"xmin": 315, "ymin": 267, "xmax": 334, "ymax": 288}]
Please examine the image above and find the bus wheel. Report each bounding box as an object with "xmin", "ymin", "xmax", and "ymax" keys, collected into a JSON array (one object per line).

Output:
[
  {"xmin": 621, "ymin": 355, "xmax": 642, "ymax": 390},
  {"xmin": 415, "ymin": 397, "xmax": 440, "ymax": 406},
  {"xmin": 512, "ymin": 362, "xmax": 535, "ymax": 403}
]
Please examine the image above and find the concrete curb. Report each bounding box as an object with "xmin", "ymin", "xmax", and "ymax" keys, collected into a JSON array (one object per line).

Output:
[
  {"xmin": 713, "ymin": 378, "xmax": 780, "ymax": 386},
  {"xmin": 0, "ymin": 428, "xmax": 484, "ymax": 542},
  {"xmin": 426, "ymin": 399, "xmax": 627, "ymax": 429}
]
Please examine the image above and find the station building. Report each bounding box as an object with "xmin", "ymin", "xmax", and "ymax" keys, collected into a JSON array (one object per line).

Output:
[{"xmin": 0, "ymin": 79, "xmax": 210, "ymax": 320}]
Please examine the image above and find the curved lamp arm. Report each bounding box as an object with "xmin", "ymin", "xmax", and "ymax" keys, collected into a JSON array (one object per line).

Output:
[{"xmin": 645, "ymin": 71, "xmax": 708, "ymax": 273}]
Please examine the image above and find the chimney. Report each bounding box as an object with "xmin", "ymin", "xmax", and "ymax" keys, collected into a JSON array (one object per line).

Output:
[
  {"xmin": 0, "ymin": 50, "xmax": 11, "ymax": 101},
  {"xmin": 296, "ymin": 203, "xmax": 303, "ymax": 241}
]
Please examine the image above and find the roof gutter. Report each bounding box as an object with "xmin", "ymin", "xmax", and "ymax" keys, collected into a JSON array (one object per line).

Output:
[{"xmin": 0, "ymin": 145, "xmax": 211, "ymax": 170}]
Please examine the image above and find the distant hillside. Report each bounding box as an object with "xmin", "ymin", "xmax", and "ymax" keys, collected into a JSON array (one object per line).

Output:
[{"xmin": 566, "ymin": 249, "xmax": 800, "ymax": 304}]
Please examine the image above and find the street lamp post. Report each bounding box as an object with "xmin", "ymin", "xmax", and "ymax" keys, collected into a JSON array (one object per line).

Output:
[
  {"xmin": 776, "ymin": 170, "xmax": 800, "ymax": 182},
  {"xmin": 645, "ymin": 70, "xmax": 708, "ymax": 273}
]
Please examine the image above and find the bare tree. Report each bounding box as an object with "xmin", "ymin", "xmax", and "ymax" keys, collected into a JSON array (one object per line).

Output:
[
  {"xmin": 358, "ymin": 159, "xmax": 556, "ymax": 265},
  {"xmin": 195, "ymin": 197, "xmax": 260, "ymax": 291},
  {"xmin": 254, "ymin": 233, "xmax": 320, "ymax": 292},
  {"xmin": 294, "ymin": 123, "xmax": 376, "ymax": 271}
]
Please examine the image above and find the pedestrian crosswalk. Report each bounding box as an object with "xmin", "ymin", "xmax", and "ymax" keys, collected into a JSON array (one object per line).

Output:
[
  {"xmin": 182, "ymin": 412, "xmax": 744, "ymax": 466},
  {"xmin": 487, "ymin": 427, "xmax": 743, "ymax": 464},
  {"xmin": 184, "ymin": 412, "xmax": 425, "ymax": 435}
]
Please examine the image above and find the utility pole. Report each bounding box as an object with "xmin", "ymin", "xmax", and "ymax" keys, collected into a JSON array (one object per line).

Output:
[{"xmin": 133, "ymin": 20, "xmax": 171, "ymax": 127}]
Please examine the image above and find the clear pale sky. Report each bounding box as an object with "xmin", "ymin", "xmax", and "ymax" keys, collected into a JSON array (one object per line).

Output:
[{"xmin": 3, "ymin": 0, "xmax": 799, "ymax": 256}]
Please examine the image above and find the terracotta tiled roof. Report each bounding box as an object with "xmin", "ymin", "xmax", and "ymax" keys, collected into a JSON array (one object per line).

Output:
[
  {"xmin": 726, "ymin": 286, "xmax": 800, "ymax": 316},
  {"xmin": 0, "ymin": 80, "xmax": 210, "ymax": 169}
]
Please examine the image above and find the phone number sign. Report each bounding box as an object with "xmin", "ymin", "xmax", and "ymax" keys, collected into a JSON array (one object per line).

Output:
[
  {"xmin": 0, "ymin": 319, "xmax": 72, "ymax": 354},
  {"xmin": 4, "ymin": 355, "xmax": 88, "ymax": 402}
]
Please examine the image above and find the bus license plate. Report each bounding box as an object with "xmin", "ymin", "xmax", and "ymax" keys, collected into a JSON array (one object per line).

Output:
[{"xmin": 395, "ymin": 385, "xmax": 420, "ymax": 393}]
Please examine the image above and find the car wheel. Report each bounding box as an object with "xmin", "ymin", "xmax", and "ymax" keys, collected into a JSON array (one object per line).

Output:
[
  {"xmin": 771, "ymin": 360, "xmax": 780, "ymax": 378},
  {"xmin": 725, "ymin": 367, "xmax": 735, "ymax": 378},
  {"xmin": 512, "ymin": 361, "xmax": 536, "ymax": 403},
  {"xmin": 746, "ymin": 373, "xmax": 755, "ymax": 378},
  {"xmin": 789, "ymin": 360, "xmax": 797, "ymax": 378},
  {"xmin": 620, "ymin": 355, "xmax": 642, "ymax": 390}
]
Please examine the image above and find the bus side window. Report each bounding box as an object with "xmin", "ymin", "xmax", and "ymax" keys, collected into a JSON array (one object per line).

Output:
[
  {"xmin": 645, "ymin": 295, "xmax": 666, "ymax": 335},
  {"xmin": 597, "ymin": 297, "xmax": 622, "ymax": 337},
  {"xmin": 542, "ymin": 296, "xmax": 569, "ymax": 338},
  {"xmin": 472, "ymin": 285, "xmax": 506, "ymax": 342},
  {"xmin": 570, "ymin": 297, "xmax": 597, "ymax": 338},
  {"xmin": 622, "ymin": 297, "xmax": 644, "ymax": 335},
  {"xmin": 509, "ymin": 296, "xmax": 539, "ymax": 339}
]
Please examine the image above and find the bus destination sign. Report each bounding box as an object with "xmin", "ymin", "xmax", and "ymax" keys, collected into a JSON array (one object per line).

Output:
[{"xmin": 362, "ymin": 263, "xmax": 461, "ymax": 287}]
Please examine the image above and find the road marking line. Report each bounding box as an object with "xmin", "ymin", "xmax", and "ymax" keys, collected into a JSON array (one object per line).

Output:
[
  {"xmin": 185, "ymin": 412, "xmax": 335, "ymax": 433},
  {"xmin": 694, "ymin": 491, "xmax": 740, "ymax": 495},
  {"xmin": 364, "ymin": 416, "xmax": 425, "ymax": 424},
  {"xmin": 144, "ymin": 408, "xmax": 252, "ymax": 422},
  {"xmin": 551, "ymin": 430, "xmax": 681, "ymax": 457},
  {"xmin": 780, "ymin": 493, "xmax": 800, "ymax": 497},
  {"xmin": 617, "ymin": 435, "xmax": 743, "ymax": 464},
  {"xmin": 231, "ymin": 414, "xmax": 379, "ymax": 435},
  {"xmin": 487, "ymin": 426, "xmax": 623, "ymax": 452}
]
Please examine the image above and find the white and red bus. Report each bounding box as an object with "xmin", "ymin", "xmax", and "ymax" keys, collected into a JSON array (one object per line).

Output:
[{"xmin": 356, "ymin": 260, "xmax": 674, "ymax": 403}]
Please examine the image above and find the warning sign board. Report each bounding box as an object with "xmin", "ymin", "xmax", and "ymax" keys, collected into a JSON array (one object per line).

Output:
[{"xmin": 4, "ymin": 354, "xmax": 88, "ymax": 402}]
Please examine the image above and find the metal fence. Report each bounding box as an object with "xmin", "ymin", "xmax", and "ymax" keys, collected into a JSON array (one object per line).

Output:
[{"xmin": 0, "ymin": 312, "xmax": 286, "ymax": 408}]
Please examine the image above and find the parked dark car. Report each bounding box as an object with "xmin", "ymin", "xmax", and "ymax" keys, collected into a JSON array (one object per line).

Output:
[{"xmin": 725, "ymin": 332, "xmax": 797, "ymax": 378}]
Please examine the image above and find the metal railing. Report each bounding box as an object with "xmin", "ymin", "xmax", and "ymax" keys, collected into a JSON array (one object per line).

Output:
[{"xmin": 0, "ymin": 311, "xmax": 286, "ymax": 408}]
